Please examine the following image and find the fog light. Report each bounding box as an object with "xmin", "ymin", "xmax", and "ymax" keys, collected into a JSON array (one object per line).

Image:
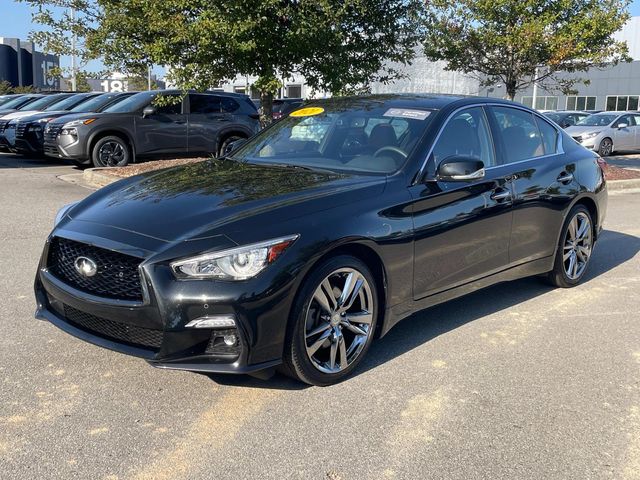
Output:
[
  {"xmin": 185, "ymin": 315, "xmax": 236, "ymax": 329},
  {"xmin": 223, "ymin": 334, "xmax": 237, "ymax": 346}
]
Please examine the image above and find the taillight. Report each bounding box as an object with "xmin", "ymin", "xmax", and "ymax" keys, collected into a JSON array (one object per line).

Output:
[{"xmin": 596, "ymin": 157, "xmax": 607, "ymax": 179}]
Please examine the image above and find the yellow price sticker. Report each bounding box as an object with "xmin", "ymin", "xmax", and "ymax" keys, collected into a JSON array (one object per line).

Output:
[{"xmin": 290, "ymin": 107, "xmax": 325, "ymax": 117}]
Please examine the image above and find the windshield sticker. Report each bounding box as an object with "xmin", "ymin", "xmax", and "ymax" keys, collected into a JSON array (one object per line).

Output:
[
  {"xmin": 290, "ymin": 107, "xmax": 325, "ymax": 117},
  {"xmin": 383, "ymin": 108, "xmax": 431, "ymax": 121}
]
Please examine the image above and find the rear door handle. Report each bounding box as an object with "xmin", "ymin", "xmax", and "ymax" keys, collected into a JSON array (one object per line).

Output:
[
  {"xmin": 490, "ymin": 188, "xmax": 511, "ymax": 202},
  {"xmin": 557, "ymin": 172, "xmax": 574, "ymax": 184}
]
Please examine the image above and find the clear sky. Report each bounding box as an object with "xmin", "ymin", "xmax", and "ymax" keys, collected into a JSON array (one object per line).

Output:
[{"xmin": 3, "ymin": 0, "xmax": 640, "ymax": 76}]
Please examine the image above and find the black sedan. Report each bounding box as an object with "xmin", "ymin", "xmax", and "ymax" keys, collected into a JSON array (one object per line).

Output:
[{"xmin": 34, "ymin": 95, "xmax": 607, "ymax": 386}]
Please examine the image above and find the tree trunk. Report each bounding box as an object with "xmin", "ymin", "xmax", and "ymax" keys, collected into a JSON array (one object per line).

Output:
[
  {"xmin": 259, "ymin": 90, "xmax": 274, "ymax": 127},
  {"xmin": 505, "ymin": 80, "xmax": 517, "ymax": 101}
]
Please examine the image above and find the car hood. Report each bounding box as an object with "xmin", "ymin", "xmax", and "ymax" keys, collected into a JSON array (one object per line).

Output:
[
  {"xmin": 16, "ymin": 111, "xmax": 72, "ymax": 123},
  {"xmin": 49, "ymin": 112, "xmax": 123, "ymax": 125},
  {"xmin": 1, "ymin": 110, "xmax": 43, "ymax": 121},
  {"xmin": 565, "ymin": 125, "xmax": 607, "ymax": 136},
  {"xmin": 65, "ymin": 159, "xmax": 386, "ymax": 244}
]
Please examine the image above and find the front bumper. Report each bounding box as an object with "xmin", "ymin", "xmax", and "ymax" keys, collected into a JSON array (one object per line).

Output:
[{"xmin": 34, "ymin": 230, "xmax": 293, "ymax": 375}]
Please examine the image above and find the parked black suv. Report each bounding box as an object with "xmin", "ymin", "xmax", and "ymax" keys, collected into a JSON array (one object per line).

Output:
[
  {"xmin": 44, "ymin": 90, "xmax": 260, "ymax": 167},
  {"xmin": 12, "ymin": 92, "xmax": 134, "ymax": 156}
]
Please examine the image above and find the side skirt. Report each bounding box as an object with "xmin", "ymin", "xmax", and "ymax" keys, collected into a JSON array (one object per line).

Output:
[{"xmin": 380, "ymin": 256, "xmax": 554, "ymax": 337}]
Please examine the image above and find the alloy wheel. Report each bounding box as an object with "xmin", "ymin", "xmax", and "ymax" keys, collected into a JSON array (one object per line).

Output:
[
  {"xmin": 599, "ymin": 138, "xmax": 613, "ymax": 156},
  {"xmin": 98, "ymin": 141, "xmax": 126, "ymax": 167},
  {"xmin": 563, "ymin": 212, "xmax": 593, "ymax": 280},
  {"xmin": 304, "ymin": 268, "xmax": 374, "ymax": 374}
]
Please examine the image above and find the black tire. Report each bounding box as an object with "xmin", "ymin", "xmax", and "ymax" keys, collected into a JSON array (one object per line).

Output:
[
  {"xmin": 598, "ymin": 137, "xmax": 613, "ymax": 157},
  {"xmin": 217, "ymin": 135, "xmax": 245, "ymax": 158},
  {"xmin": 546, "ymin": 205, "xmax": 595, "ymax": 288},
  {"xmin": 282, "ymin": 255, "xmax": 379, "ymax": 386},
  {"xmin": 91, "ymin": 135, "xmax": 131, "ymax": 168}
]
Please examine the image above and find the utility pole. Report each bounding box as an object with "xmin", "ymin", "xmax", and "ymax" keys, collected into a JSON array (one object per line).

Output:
[
  {"xmin": 531, "ymin": 66, "xmax": 539, "ymax": 110},
  {"xmin": 70, "ymin": 6, "xmax": 77, "ymax": 91}
]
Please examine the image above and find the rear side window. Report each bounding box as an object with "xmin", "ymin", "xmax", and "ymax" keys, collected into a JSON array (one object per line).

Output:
[
  {"xmin": 190, "ymin": 94, "xmax": 221, "ymax": 114},
  {"xmin": 432, "ymin": 107, "xmax": 496, "ymax": 167},
  {"xmin": 490, "ymin": 107, "xmax": 544, "ymax": 164},
  {"xmin": 535, "ymin": 116, "xmax": 558, "ymax": 155},
  {"xmin": 221, "ymin": 97, "xmax": 240, "ymax": 113}
]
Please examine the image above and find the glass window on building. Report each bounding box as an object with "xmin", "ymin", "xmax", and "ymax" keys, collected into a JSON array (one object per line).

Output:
[
  {"xmin": 605, "ymin": 95, "xmax": 639, "ymax": 111},
  {"xmin": 521, "ymin": 96, "xmax": 558, "ymax": 110},
  {"xmin": 566, "ymin": 96, "xmax": 596, "ymax": 111},
  {"xmin": 286, "ymin": 84, "xmax": 302, "ymax": 98}
]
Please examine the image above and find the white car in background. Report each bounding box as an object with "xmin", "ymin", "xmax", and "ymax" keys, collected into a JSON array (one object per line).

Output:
[{"xmin": 565, "ymin": 111, "xmax": 640, "ymax": 156}]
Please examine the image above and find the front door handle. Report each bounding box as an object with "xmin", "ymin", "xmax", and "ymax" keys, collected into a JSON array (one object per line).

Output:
[
  {"xmin": 557, "ymin": 172, "xmax": 574, "ymax": 184},
  {"xmin": 490, "ymin": 188, "xmax": 511, "ymax": 202}
]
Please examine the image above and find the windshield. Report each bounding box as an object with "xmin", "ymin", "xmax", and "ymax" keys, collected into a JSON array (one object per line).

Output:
[
  {"xmin": 44, "ymin": 94, "xmax": 93, "ymax": 111},
  {"xmin": 19, "ymin": 94, "xmax": 68, "ymax": 111},
  {"xmin": 232, "ymin": 101, "xmax": 434, "ymax": 174},
  {"xmin": 576, "ymin": 114, "xmax": 618, "ymax": 126},
  {"xmin": 70, "ymin": 93, "xmax": 127, "ymax": 112},
  {"xmin": 545, "ymin": 113, "xmax": 562, "ymax": 123},
  {"xmin": 3, "ymin": 95, "xmax": 39, "ymax": 110},
  {"xmin": 103, "ymin": 91, "xmax": 157, "ymax": 113}
]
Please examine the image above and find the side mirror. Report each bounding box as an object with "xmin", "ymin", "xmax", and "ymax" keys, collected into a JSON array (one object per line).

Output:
[
  {"xmin": 436, "ymin": 156, "xmax": 485, "ymax": 182},
  {"xmin": 142, "ymin": 105, "xmax": 156, "ymax": 118},
  {"xmin": 223, "ymin": 138, "xmax": 247, "ymax": 156},
  {"xmin": 617, "ymin": 122, "xmax": 628, "ymax": 129}
]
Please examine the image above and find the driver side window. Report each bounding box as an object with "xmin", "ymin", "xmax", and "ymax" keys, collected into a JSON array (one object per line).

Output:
[{"xmin": 432, "ymin": 107, "xmax": 496, "ymax": 167}]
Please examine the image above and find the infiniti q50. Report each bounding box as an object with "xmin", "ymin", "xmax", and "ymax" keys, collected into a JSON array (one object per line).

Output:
[{"xmin": 35, "ymin": 95, "xmax": 607, "ymax": 386}]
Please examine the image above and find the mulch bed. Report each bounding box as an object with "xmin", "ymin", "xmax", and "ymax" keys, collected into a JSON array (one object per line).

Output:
[
  {"xmin": 604, "ymin": 165, "xmax": 640, "ymax": 181},
  {"xmin": 107, "ymin": 157, "xmax": 208, "ymax": 178}
]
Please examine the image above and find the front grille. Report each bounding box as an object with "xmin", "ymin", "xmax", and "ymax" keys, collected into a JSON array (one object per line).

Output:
[
  {"xmin": 48, "ymin": 237, "xmax": 144, "ymax": 302},
  {"xmin": 63, "ymin": 304, "xmax": 163, "ymax": 350},
  {"xmin": 44, "ymin": 124, "xmax": 62, "ymax": 147},
  {"xmin": 44, "ymin": 142, "xmax": 60, "ymax": 157},
  {"xmin": 0, "ymin": 120, "xmax": 8, "ymax": 133},
  {"xmin": 15, "ymin": 122, "xmax": 28, "ymax": 139}
]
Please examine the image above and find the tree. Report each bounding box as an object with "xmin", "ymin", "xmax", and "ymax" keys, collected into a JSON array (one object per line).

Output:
[
  {"xmin": 0, "ymin": 80, "xmax": 12, "ymax": 95},
  {"xmin": 24, "ymin": 0, "xmax": 426, "ymax": 123},
  {"xmin": 422, "ymin": 0, "xmax": 631, "ymax": 100}
]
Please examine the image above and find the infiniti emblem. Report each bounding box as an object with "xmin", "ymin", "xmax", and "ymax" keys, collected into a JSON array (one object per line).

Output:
[{"xmin": 74, "ymin": 256, "xmax": 98, "ymax": 277}]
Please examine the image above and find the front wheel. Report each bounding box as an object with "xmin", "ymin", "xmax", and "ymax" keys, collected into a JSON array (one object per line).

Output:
[
  {"xmin": 598, "ymin": 137, "xmax": 613, "ymax": 157},
  {"xmin": 91, "ymin": 135, "xmax": 131, "ymax": 168},
  {"xmin": 283, "ymin": 255, "xmax": 378, "ymax": 386},
  {"xmin": 547, "ymin": 205, "xmax": 594, "ymax": 288}
]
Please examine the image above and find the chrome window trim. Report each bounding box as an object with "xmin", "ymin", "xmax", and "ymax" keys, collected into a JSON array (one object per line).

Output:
[{"xmin": 413, "ymin": 102, "xmax": 565, "ymax": 185}]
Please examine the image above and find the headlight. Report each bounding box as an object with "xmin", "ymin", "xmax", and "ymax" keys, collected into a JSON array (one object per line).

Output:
[
  {"xmin": 61, "ymin": 127, "xmax": 77, "ymax": 136},
  {"xmin": 54, "ymin": 202, "xmax": 78, "ymax": 227},
  {"xmin": 581, "ymin": 131, "xmax": 601, "ymax": 140},
  {"xmin": 63, "ymin": 118, "xmax": 97, "ymax": 128},
  {"xmin": 171, "ymin": 235, "xmax": 299, "ymax": 280}
]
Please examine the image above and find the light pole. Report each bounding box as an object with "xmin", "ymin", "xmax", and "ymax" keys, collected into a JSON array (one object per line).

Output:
[
  {"xmin": 70, "ymin": 6, "xmax": 77, "ymax": 91},
  {"xmin": 531, "ymin": 66, "xmax": 540, "ymax": 110}
]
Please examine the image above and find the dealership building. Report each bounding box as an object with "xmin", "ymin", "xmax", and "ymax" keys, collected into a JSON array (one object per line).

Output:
[{"xmin": 0, "ymin": 37, "xmax": 59, "ymax": 90}]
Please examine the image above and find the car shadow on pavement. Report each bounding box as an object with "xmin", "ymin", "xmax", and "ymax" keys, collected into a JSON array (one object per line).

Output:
[
  {"xmin": 204, "ymin": 229, "xmax": 639, "ymax": 390},
  {"xmin": 0, "ymin": 153, "xmax": 77, "ymax": 169}
]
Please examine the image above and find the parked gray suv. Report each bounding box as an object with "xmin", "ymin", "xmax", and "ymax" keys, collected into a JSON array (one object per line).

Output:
[{"xmin": 43, "ymin": 90, "xmax": 260, "ymax": 167}]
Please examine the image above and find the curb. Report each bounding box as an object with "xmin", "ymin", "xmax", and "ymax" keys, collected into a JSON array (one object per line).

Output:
[
  {"xmin": 607, "ymin": 178, "xmax": 640, "ymax": 190},
  {"xmin": 82, "ymin": 168, "xmax": 122, "ymax": 188}
]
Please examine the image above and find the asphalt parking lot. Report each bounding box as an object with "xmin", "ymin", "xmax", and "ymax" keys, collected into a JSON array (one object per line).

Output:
[{"xmin": 1, "ymin": 153, "xmax": 639, "ymax": 480}]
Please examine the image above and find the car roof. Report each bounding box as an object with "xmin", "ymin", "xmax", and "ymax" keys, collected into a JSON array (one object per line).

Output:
[{"xmin": 304, "ymin": 93, "xmax": 523, "ymax": 111}]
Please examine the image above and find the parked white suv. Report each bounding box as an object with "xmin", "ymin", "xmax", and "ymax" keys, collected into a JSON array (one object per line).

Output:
[{"xmin": 566, "ymin": 111, "xmax": 640, "ymax": 156}]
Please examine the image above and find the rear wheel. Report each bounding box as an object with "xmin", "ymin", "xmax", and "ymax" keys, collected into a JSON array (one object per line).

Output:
[
  {"xmin": 283, "ymin": 255, "xmax": 378, "ymax": 386},
  {"xmin": 91, "ymin": 135, "xmax": 131, "ymax": 167},
  {"xmin": 547, "ymin": 205, "xmax": 594, "ymax": 288},
  {"xmin": 598, "ymin": 137, "xmax": 613, "ymax": 157},
  {"xmin": 217, "ymin": 134, "xmax": 245, "ymax": 158}
]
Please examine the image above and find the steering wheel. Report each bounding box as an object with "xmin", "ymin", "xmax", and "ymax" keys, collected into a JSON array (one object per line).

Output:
[{"xmin": 374, "ymin": 146, "xmax": 407, "ymax": 159}]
